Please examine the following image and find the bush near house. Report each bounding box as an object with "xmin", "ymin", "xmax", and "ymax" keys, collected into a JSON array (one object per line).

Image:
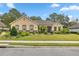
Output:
[
  {"xmin": 38, "ymin": 26, "xmax": 48, "ymax": 34},
  {"xmin": 10, "ymin": 26, "xmax": 18, "ymax": 36},
  {"xmin": 55, "ymin": 31, "xmax": 62, "ymax": 34},
  {"xmin": 19, "ymin": 31, "xmax": 30, "ymax": 36},
  {"xmin": 76, "ymin": 32, "xmax": 79, "ymax": 35},
  {"xmin": 50, "ymin": 32, "xmax": 54, "ymax": 34},
  {"xmin": 62, "ymin": 28, "xmax": 70, "ymax": 34},
  {"xmin": 0, "ymin": 32, "xmax": 10, "ymax": 37}
]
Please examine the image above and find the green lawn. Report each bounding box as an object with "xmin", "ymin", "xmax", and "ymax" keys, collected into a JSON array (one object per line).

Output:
[
  {"xmin": 1, "ymin": 42, "xmax": 79, "ymax": 46},
  {"xmin": 1, "ymin": 34, "xmax": 79, "ymax": 41},
  {"xmin": 9, "ymin": 43, "xmax": 79, "ymax": 46}
]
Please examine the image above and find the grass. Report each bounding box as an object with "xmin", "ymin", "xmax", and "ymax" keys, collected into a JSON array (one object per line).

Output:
[
  {"xmin": 9, "ymin": 43, "xmax": 79, "ymax": 46},
  {"xmin": 0, "ymin": 34, "xmax": 79, "ymax": 41},
  {"xmin": 1, "ymin": 42, "xmax": 79, "ymax": 46}
]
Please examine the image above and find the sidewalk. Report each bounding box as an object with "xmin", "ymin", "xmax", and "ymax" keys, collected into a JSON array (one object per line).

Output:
[{"xmin": 0, "ymin": 40, "xmax": 79, "ymax": 43}]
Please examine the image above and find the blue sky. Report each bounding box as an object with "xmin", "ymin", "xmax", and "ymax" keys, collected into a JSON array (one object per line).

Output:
[{"xmin": 0, "ymin": 3, "xmax": 79, "ymax": 20}]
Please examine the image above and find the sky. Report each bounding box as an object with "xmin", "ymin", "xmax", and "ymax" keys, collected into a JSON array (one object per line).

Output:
[{"xmin": 0, "ymin": 3, "xmax": 79, "ymax": 20}]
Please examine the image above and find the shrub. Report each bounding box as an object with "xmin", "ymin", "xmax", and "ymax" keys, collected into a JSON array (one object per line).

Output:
[
  {"xmin": 10, "ymin": 27, "xmax": 18, "ymax": 36},
  {"xmin": 4, "ymin": 32, "xmax": 10, "ymax": 37},
  {"xmin": 70, "ymin": 32, "xmax": 77, "ymax": 34},
  {"xmin": 38, "ymin": 26, "xmax": 47, "ymax": 33},
  {"xmin": 76, "ymin": 32, "xmax": 79, "ymax": 35},
  {"xmin": 44, "ymin": 32, "xmax": 48, "ymax": 34},
  {"xmin": 62, "ymin": 28, "xmax": 70, "ymax": 34},
  {"xmin": 55, "ymin": 31, "xmax": 62, "ymax": 34},
  {"xmin": 20, "ymin": 32, "xmax": 30, "ymax": 36},
  {"xmin": 0, "ymin": 32, "xmax": 10, "ymax": 37},
  {"xmin": 50, "ymin": 31, "xmax": 54, "ymax": 34},
  {"xmin": 31, "ymin": 32, "xmax": 36, "ymax": 34}
]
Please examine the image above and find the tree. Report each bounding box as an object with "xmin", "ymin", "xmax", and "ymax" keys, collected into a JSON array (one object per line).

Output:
[
  {"xmin": 9, "ymin": 8, "xmax": 22, "ymax": 19},
  {"xmin": 30, "ymin": 16, "xmax": 42, "ymax": 20},
  {"xmin": 1, "ymin": 8, "xmax": 22, "ymax": 27},
  {"xmin": 62, "ymin": 28, "xmax": 69, "ymax": 34},
  {"xmin": 48, "ymin": 13, "xmax": 70, "ymax": 23},
  {"xmin": 46, "ymin": 18, "xmax": 50, "ymax": 21},
  {"xmin": 22, "ymin": 12, "xmax": 27, "ymax": 16},
  {"xmin": 76, "ymin": 18, "xmax": 79, "ymax": 22},
  {"xmin": 46, "ymin": 13, "xmax": 70, "ymax": 27},
  {"xmin": 68, "ymin": 21, "xmax": 77, "ymax": 27},
  {"xmin": 64, "ymin": 16, "xmax": 70, "ymax": 23},
  {"xmin": 49, "ymin": 13, "xmax": 58, "ymax": 22},
  {"xmin": 10, "ymin": 26, "xmax": 18, "ymax": 36}
]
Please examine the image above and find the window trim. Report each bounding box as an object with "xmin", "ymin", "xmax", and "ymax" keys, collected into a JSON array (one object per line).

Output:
[
  {"xmin": 54, "ymin": 26, "xmax": 57, "ymax": 31},
  {"xmin": 58, "ymin": 26, "xmax": 61, "ymax": 31},
  {"xmin": 22, "ymin": 25, "xmax": 27, "ymax": 30},
  {"xmin": 30, "ymin": 25, "xmax": 34, "ymax": 30},
  {"xmin": 15, "ymin": 25, "xmax": 19, "ymax": 30}
]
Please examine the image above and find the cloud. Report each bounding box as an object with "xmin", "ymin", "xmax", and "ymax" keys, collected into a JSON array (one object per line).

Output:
[
  {"xmin": 68, "ymin": 15, "xmax": 74, "ymax": 21},
  {"xmin": 6, "ymin": 3, "xmax": 15, "ymax": 8},
  {"xmin": 51, "ymin": 3, "xmax": 60, "ymax": 8},
  {"xmin": 60, "ymin": 5, "xmax": 79, "ymax": 12},
  {"xmin": 68, "ymin": 15, "xmax": 73, "ymax": 19}
]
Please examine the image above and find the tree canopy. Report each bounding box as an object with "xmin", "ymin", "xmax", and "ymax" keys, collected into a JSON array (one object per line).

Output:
[
  {"xmin": 46, "ymin": 13, "xmax": 70, "ymax": 27},
  {"xmin": 0, "ymin": 8, "xmax": 22, "ymax": 27},
  {"xmin": 30, "ymin": 16, "xmax": 42, "ymax": 20}
]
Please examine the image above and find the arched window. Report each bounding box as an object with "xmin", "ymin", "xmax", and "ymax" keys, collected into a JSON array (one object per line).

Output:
[
  {"xmin": 30, "ymin": 25, "xmax": 34, "ymax": 30},
  {"xmin": 22, "ymin": 25, "xmax": 27, "ymax": 30},
  {"xmin": 15, "ymin": 25, "xmax": 19, "ymax": 30},
  {"xmin": 58, "ymin": 27, "xmax": 61, "ymax": 31},
  {"xmin": 54, "ymin": 27, "xmax": 57, "ymax": 31}
]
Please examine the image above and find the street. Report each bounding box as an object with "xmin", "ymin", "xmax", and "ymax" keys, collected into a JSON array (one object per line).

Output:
[{"xmin": 0, "ymin": 47, "xmax": 79, "ymax": 56}]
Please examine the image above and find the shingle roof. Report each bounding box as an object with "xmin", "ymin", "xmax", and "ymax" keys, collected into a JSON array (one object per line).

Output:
[
  {"xmin": 10, "ymin": 15, "xmax": 63, "ymax": 26},
  {"xmin": 31, "ymin": 20, "xmax": 60, "ymax": 26},
  {"xmin": 69, "ymin": 23, "xmax": 79, "ymax": 29},
  {"xmin": 31, "ymin": 20, "xmax": 51, "ymax": 25}
]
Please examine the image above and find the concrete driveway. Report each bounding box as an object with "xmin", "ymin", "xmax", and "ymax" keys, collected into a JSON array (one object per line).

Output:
[{"xmin": 0, "ymin": 47, "xmax": 79, "ymax": 56}]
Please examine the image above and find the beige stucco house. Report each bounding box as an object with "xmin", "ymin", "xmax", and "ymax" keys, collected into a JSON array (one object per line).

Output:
[{"xmin": 10, "ymin": 16, "xmax": 63, "ymax": 32}]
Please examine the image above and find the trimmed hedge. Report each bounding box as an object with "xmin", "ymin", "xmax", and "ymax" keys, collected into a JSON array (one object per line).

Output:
[{"xmin": 19, "ymin": 32, "xmax": 30, "ymax": 36}]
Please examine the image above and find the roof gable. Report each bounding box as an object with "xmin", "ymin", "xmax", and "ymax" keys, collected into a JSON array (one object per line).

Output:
[{"xmin": 10, "ymin": 16, "xmax": 31, "ymax": 25}]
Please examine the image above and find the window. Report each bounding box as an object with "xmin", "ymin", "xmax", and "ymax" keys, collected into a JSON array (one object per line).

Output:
[
  {"xmin": 54, "ymin": 27, "xmax": 57, "ymax": 31},
  {"xmin": 58, "ymin": 27, "xmax": 61, "ymax": 31},
  {"xmin": 15, "ymin": 25, "xmax": 19, "ymax": 30},
  {"xmin": 30, "ymin": 25, "xmax": 34, "ymax": 30},
  {"xmin": 22, "ymin": 25, "xmax": 26, "ymax": 30}
]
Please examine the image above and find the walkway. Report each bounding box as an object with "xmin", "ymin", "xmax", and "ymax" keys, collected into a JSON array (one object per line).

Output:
[{"xmin": 0, "ymin": 40, "xmax": 79, "ymax": 43}]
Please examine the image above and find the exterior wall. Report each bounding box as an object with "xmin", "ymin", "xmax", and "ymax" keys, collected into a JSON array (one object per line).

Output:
[
  {"xmin": 11, "ymin": 17, "xmax": 38, "ymax": 31},
  {"xmin": 51, "ymin": 23, "xmax": 63, "ymax": 32},
  {"xmin": 10, "ymin": 17, "xmax": 63, "ymax": 32},
  {"xmin": 69, "ymin": 29, "xmax": 79, "ymax": 32}
]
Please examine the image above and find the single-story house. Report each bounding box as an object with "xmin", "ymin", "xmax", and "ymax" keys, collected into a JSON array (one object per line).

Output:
[
  {"xmin": 0, "ymin": 21, "xmax": 9, "ymax": 31},
  {"xmin": 69, "ymin": 23, "xmax": 79, "ymax": 32},
  {"xmin": 10, "ymin": 16, "xmax": 63, "ymax": 32}
]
